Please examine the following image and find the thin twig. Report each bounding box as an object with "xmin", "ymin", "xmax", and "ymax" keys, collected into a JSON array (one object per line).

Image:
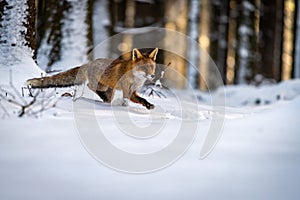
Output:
[
  {"xmin": 140, "ymin": 69, "xmax": 168, "ymax": 98},
  {"xmin": 0, "ymin": 101, "xmax": 10, "ymax": 118},
  {"xmin": 0, "ymin": 82, "xmax": 60, "ymax": 117}
]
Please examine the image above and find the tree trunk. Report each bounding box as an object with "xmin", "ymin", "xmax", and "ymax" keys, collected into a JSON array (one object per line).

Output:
[
  {"xmin": 234, "ymin": 0, "xmax": 259, "ymax": 84},
  {"xmin": 210, "ymin": 0, "xmax": 229, "ymax": 84},
  {"xmin": 25, "ymin": 0, "xmax": 36, "ymax": 60},
  {"xmin": 258, "ymin": 0, "xmax": 283, "ymax": 81},
  {"xmin": 226, "ymin": 0, "xmax": 238, "ymax": 85},
  {"xmin": 93, "ymin": 0, "xmax": 110, "ymax": 58},
  {"xmin": 86, "ymin": 0, "xmax": 94, "ymax": 60},
  {"xmin": 163, "ymin": 0, "xmax": 188, "ymax": 89},
  {"xmin": 37, "ymin": 0, "xmax": 90, "ymax": 72},
  {"xmin": 291, "ymin": 0, "xmax": 298, "ymax": 78},
  {"xmin": 36, "ymin": 0, "xmax": 71, "ymax": 71},
  {"xmin": 186, "ymin": 0, "xmax": 200, "ymax": 89},
  {"xmin": 198, "ymin": 0, "xmax": 211, "ymax": 90},
  {"xmin": 281, "ymin": 0, "xmax": 297, "ymax": 80},
  {"xmin": 294, "ymin": 0, "xmax": 300, "ymax": 78},
  {"xmin": 0, "ymin": 0, "xmax": 36, "ymax": 65}
]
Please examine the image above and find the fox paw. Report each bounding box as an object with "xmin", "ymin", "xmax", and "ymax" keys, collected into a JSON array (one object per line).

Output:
[{"xmin": 145, "ymin": 102, "xmax": 155, "ymax": 110}]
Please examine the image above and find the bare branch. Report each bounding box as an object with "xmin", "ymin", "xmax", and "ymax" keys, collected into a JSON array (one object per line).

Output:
[
  {"xmin": 0, "ymin": 100, "xmax": 10, "ymax": 118},
  {"xmin": 140, "ymin": 69, "xmax": 168, "ymax": 98},
  {"xmin": 0, "ymin": 81, "xmax": 60, "ymax": 118}
]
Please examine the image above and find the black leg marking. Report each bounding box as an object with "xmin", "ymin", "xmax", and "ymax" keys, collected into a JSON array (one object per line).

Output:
[
  {"xmin": 132, "ymin": 94, "xmax": 155, "ymax": 110},
  {"xmin": 96, "ymin": 90, "xmax": 109, "ymax": 102},
  {"xmin": 143, "ymin": 100, "xmax": 155, "ymax": 110}
]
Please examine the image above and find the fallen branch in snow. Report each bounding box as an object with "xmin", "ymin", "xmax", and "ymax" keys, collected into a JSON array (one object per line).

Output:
[
  {"xmin": 140, "ymin": 70, "xmax": 168, "ymax": 98},
  {"xmin": 0, "ymin": 71, "xmax": 61, "ymax": 117},
  {"xmin": 142, "ymin": 62, "xmax": 172, "ymax": 98},
  {"xmin": 140, "ymin": 84, "xmax": 168, "ymax": 98},
  {"xmin": 0, "ymin": 99, "xmax": 10, "ymax": 118},
  {"xmin": 0, "ymin": 84, "xmax": 61, "ymax": 117}
]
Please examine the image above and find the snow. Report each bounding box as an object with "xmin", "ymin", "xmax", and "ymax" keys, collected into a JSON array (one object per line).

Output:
[
  {"xmin": 0, "ymin": 56, "xmax": 43, "ymax": 88},
  {"xmin": 92, "ymin": 0, "xmax": 110, "ymax": 59},
  {"xmin": 238, "ymin": 25, "xmax": 254, "ymax": 36},
  {"xmin": 238, "ymin": 47, "xmax": 249, "ymax": 58},
  {"xmin": 0, "ymin": 0, "xmax": 34, "ymax": 66},
  {"xmin": 242, "ymin": 1, "xmax": 255, "ymax": 12},
  {"xmin": 1, "ymin": 57, "xmax": 300, "ymax": 199}
]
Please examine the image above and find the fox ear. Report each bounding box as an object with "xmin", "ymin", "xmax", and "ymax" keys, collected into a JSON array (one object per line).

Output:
[
  {"xmin": 132, "ymin": 48, "xmax": 143, "ymax": 61},
  {"xmin": 149, "ymin": 48, "xmax": 158, "ymax": 61}
]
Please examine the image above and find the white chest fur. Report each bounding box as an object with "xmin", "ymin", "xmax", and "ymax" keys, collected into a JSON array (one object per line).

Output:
[{"xmin": 132, "ymin": 70, "xmax": 147, "ymax": 90}]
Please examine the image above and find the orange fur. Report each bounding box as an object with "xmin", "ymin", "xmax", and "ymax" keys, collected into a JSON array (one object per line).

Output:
[{"xmin": 26, "ymin": 48, "xmax": 158, "ymax": 109}]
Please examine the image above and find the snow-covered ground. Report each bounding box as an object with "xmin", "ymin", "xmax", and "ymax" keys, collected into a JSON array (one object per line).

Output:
[{"xmin": 0, "ymin": 58, "xmax": 300, "ymax": 200}]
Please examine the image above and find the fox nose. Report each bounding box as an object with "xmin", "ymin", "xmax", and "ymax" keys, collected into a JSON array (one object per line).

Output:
[{"xmin": 146, "ymin": 74, "xmax": 155, "ymax": 80}]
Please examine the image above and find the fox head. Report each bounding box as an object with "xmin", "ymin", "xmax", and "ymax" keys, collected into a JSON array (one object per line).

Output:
[{"xmin": 131, "ymin": 48, "xmax": 158, "ymax": 80}]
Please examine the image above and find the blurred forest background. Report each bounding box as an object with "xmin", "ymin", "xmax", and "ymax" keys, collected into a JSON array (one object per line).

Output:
[{"xmin": 1, "ymin": 0, "xmax": 300, "ymax": 90}]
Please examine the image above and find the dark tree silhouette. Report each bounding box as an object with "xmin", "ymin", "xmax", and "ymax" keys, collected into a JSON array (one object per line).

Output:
[
  {"xmin": 209, "ymin": 0, "xmax": 230, "ymax": 84},
  {"xmin": 295, "ymin": 1, "xmax": 300, "ymax": 78},
  {"xmin": 234, "ymin": 0, "xmax": 259, "ymax": 84},
  {"xmin": 291, "ymin": 0, "xmax": 298, "ymax": 78},
  {"xmin": 36, "ymin": 0, "xmax": 71, "ymax": 71},
  {"xmin": 258, "ymin": 0, "xmax": 284, "ymax": 81},
  {"xmin": 25, "ymin": 0, "xmax": 36, "ymax": 60}
]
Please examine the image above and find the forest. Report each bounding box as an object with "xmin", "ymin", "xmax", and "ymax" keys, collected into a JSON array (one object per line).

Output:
[{"xmin": 1, "ymin": 0, "xmax": 299, "ymax": 91}]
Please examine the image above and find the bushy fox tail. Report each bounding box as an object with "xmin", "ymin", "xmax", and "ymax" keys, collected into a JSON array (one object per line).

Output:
[{"xmin": 26, "ymin": 65, "xmax": 88, "ymax": 88}]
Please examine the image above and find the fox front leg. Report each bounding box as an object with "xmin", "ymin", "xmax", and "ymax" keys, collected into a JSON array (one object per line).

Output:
[{"xmin": 130, "ymin": 91, "xmax": 154, "ymax": 110}]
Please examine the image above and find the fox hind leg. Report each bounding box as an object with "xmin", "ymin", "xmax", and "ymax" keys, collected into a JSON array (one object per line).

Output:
[
  {"xmin": 104, "ymin": 88, "xmax": 114, "ymax": 103},
  {"xmin": 88, "ymin": 82, "xmax": 114, "ymax": 103},
  {"xmin": 96, "ymin": 90, "xmax": 109, "ymax": 102},
  {"xmin": 96, "ymin": 87, "xmax": 114, "ymax": 103}
]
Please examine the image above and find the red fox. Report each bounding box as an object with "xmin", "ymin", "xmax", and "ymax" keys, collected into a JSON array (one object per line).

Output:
[{"xmin": 26, "ymin": 48, "xmax": 158, "ymax": 109}]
